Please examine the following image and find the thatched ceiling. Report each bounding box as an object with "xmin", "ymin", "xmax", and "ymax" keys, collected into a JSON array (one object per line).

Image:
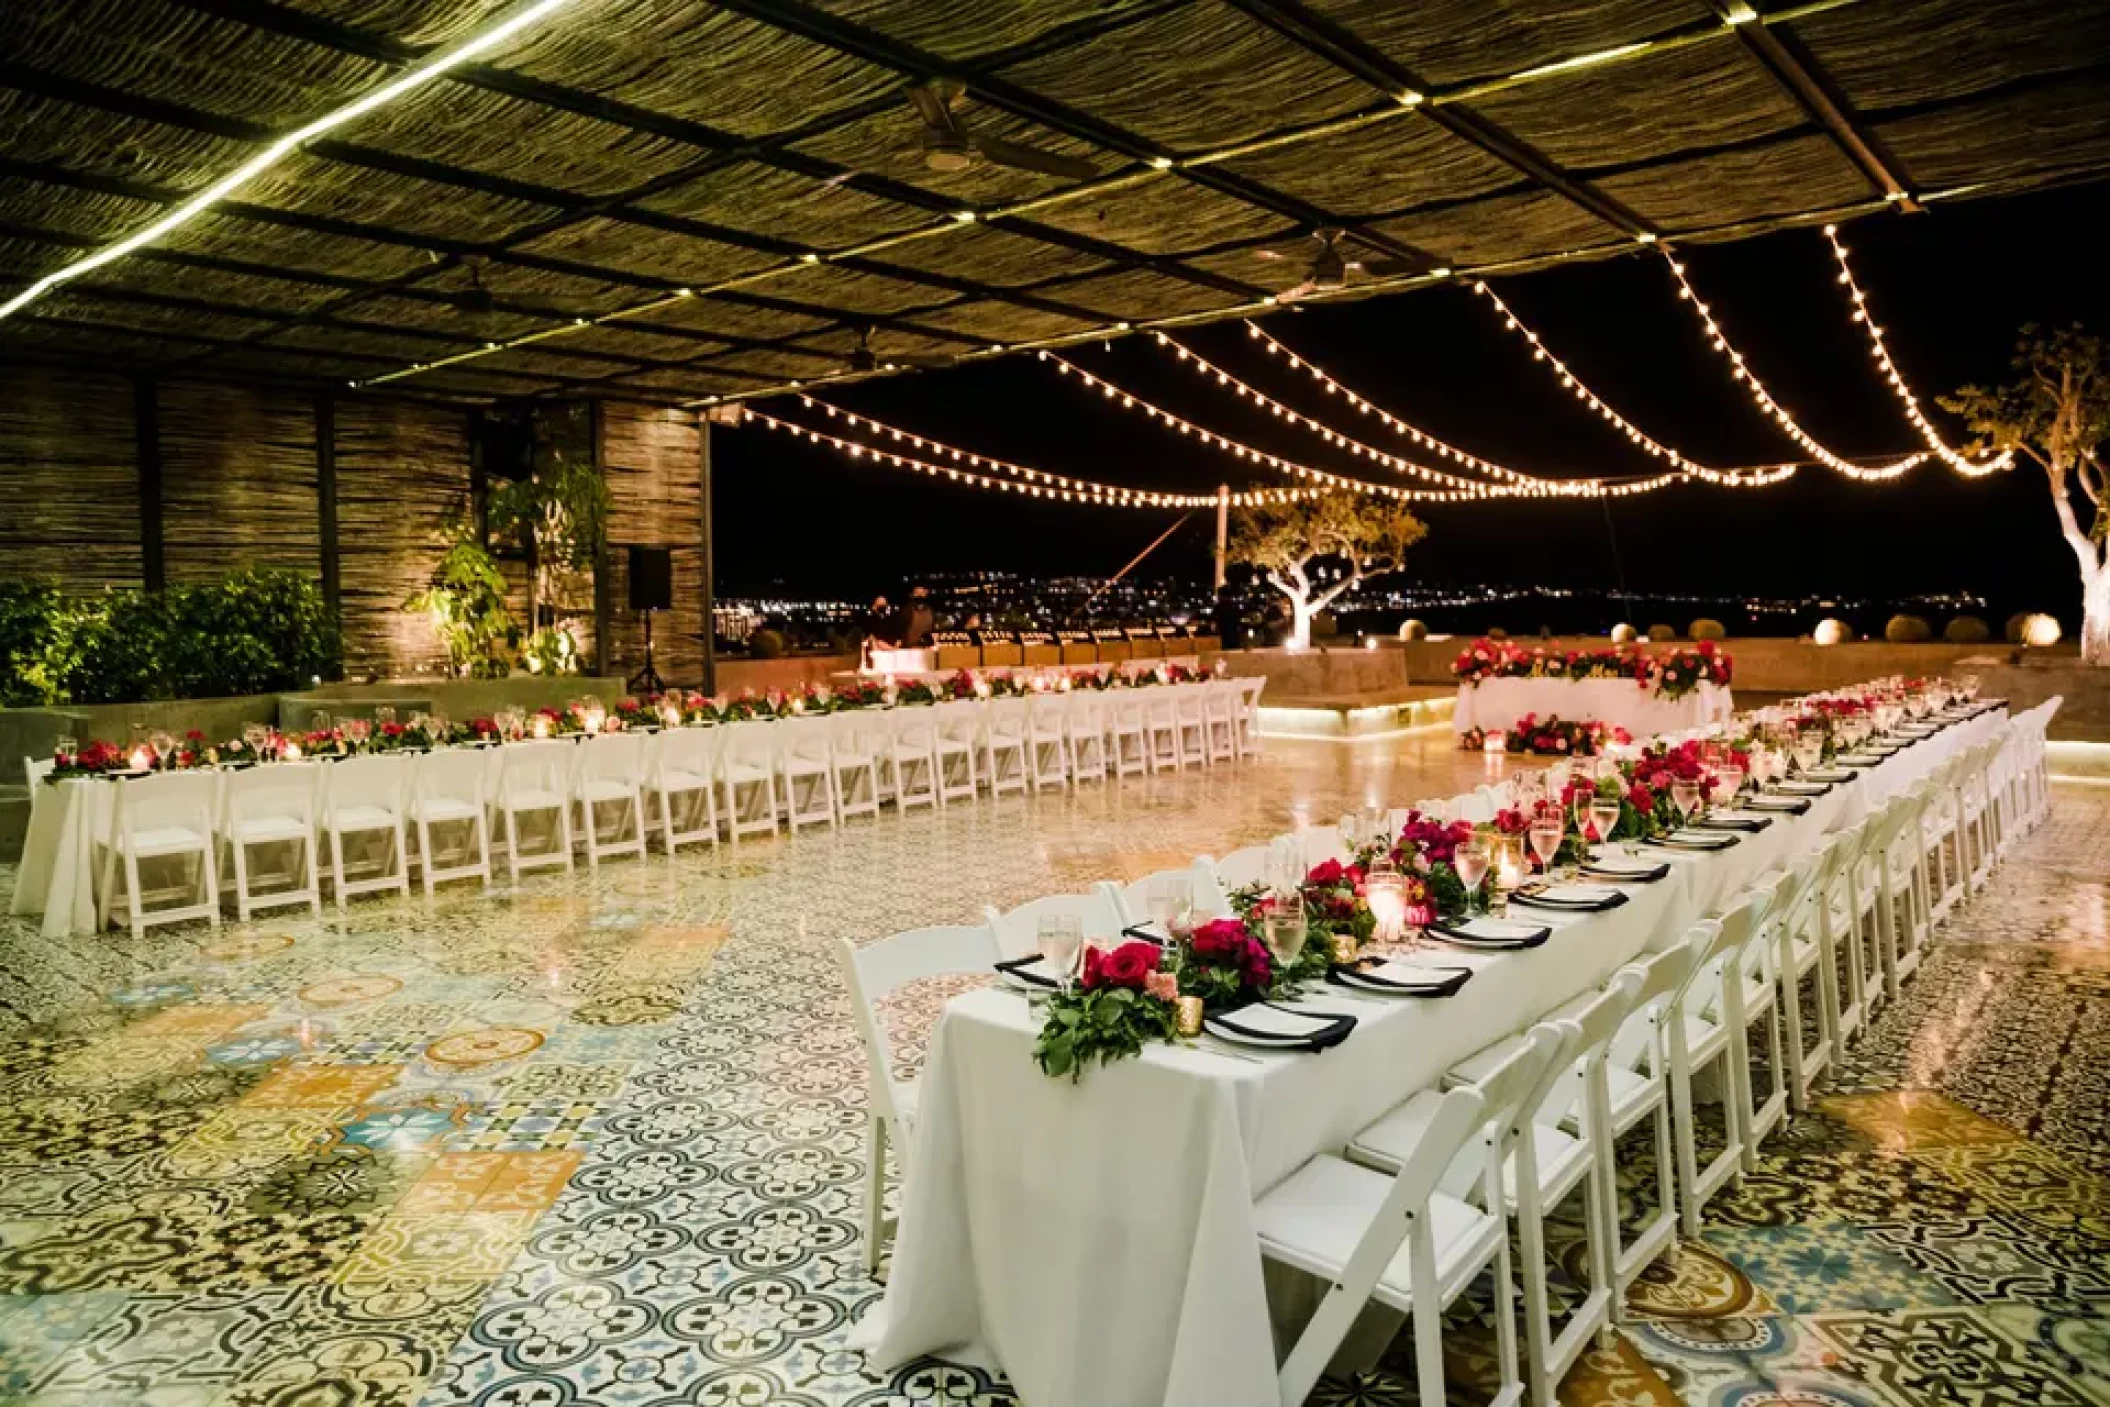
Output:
[{"xmin": 2, "ymin": 0, "xmax": 2106, "ymax": 407}]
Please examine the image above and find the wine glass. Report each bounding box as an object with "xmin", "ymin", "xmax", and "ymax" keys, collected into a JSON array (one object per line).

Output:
[
  {"xmin": 1147, "ymin": 875, "xmax": 1193, "ymax": 944},
  {"xmin": 1454, "ymin": 839, "xmax": 1491, "ymax": 917},
  {"xmin": 375, "ymin": 705, "xmax": 396, "ymax": 727},
  {"xmin": 1338, "ymin": 810, "xmax": 1366, "ymax": 858},
  {"xmin": 1795, "ymin": 738, "xmax": 1824, "ymax": 776},
  {"xmin": 1528, "ymin": 815, "xmax": 1563, "ymax": 878},
  {"xmin": 1589, "ymin": 796, "xmax": 1622, "ymax": 852},
  {"xmin": 1716, "ymin": 765, "xmax": 1746, "ymax": 806},
  {"xmin": 1261, "ymin": 890, "xmax": 1308, "ymax": 969},
  {"xmin": 1670, "ymin": 779, "xmax": 1700, "ymax": 828},
  {"xmin": 310, "ymin": 709, "xmax": 332, "ymax": 736},
  {"xmin": 1037, "ymin": 915, "xmax": 1085, "ymax": 995}
]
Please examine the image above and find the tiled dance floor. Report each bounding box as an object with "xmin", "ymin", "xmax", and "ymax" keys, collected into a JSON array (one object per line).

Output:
[{"xmin": 0, "ymin": 733, "xmax": 2103, "ymax": 1406}]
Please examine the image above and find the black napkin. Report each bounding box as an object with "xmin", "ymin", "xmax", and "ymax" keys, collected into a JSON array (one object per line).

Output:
[
  {"xmin": 1326, "ymin": 961, "xmax": 1474, "ymax": 997},
  {"xmin": 992, "ymin": 955, "xmax": 1059, "ymax": 990},
  {"xmin": 1645, "ymin": 831, "xmax": 1740, "ymax": 851},
  {"xmin": 1698, "ymin": 813, "xmax": 1773, "ymax": 833},
  {"xmin": 1582, "ymin": 857, "xmax": 1672, "ymax": 882},
  {"xmin": 1510, "ymin": 884, "xmax": 1629, "ymax": 913},
  {"xmin": 1205, "ymin": 1002, "xmax": 1358, "ymax": 1052},
  {"xmin": 1426, "ymin": 917, "xmax": 1552, "ymax": 948}
]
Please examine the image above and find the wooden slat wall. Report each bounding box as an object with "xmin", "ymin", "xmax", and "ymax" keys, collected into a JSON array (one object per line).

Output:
[
  {"xmin": 160, "ymin": 379, "xmax": 320, "ymax": 585},
  {"xmin": 0, "ymin": 363, "xmax": 143, "ymax": 590},
  {"xmin": 335, "ymin": 397, "xmax": 474, "ymax": 679},
  {"xmin": 601, "ymin": 402, "xmax": 704, "ymax": 688}
]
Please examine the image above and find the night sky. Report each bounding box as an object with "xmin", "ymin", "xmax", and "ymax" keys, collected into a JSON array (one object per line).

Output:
[{"xmin": 714, "ymin": 181, "xmax": 2110, "ymax": 627}]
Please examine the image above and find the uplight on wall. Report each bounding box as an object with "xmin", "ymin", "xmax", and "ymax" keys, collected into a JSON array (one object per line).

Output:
[
  {"xmin": 2019, "ymin": 613, "xmax": 2064, "ymax": 648},
  {"xmin": 1813, "ymin": 618, "xmax": 1852, "ymax": 646}
]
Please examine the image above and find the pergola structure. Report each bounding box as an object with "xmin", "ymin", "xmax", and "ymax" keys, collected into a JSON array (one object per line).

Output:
[{"xmin": 4, "ymin": 0, "xmax": 2108, "ymax": 410}]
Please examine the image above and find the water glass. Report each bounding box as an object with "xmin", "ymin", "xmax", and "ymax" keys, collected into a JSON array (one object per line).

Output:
[
  {"xmin": 1037, "ymin": 915, "xmax": 1085, "ymax": 994},
  {"xmin": 1261, "ymin": 890, "xmax": 1308, "ymax": 968},
  {"xmin": 1454, "ymin": 840, "xmax": 1491, "ymax": 914},
  {"xmin": 1528, "ymin": 817, "xmax": 1563, "ymax": 875},
  {"xmin": 1589, "ymin": 797, "xmax": 1622, "ymax": 848},
  {"xmin": 1147, "ymin": 875, "xmax": 1193, "ymax": 944},
  {"xmin": 1671, "ymin": 780, "xmax": 1700, "ymax": 825}
]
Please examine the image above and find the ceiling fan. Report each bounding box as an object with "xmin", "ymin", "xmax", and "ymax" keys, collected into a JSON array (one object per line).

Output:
[
  {"xmin": 906, "ymin": 78, "xmax": 1100, "ymax": 182},
  {"xmin": 1254, "ymin": 229, "xmax": 1419, "ymax": 300},
  {"xmin": 842, "ymin": 325, "xmax": 958, "ymax": 373}
]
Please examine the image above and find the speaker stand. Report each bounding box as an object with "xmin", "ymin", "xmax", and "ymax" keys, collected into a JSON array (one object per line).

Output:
[{"xmin": 628, "ymin": 609, "xmax": 667, "ymax": 694}]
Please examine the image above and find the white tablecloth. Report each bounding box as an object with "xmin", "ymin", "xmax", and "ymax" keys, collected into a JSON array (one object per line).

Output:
[
  {"xmin": 866, "ymin": 705, "xmax": 2006, "ymax": 1407},
  {"xmin": 1453, "ymin": 677, "xmax": 1733, "ymax": 739}
]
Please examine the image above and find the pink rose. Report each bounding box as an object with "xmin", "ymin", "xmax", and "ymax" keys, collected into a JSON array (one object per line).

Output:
[{"xmin": 1145, "ymin": 971, "xmax": 1180, "ymax": 1003}]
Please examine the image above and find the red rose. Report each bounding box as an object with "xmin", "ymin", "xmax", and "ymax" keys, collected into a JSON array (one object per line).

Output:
[
  {"xmin": 1095, "ymin": 941, "xmax": 1160, "ymax": 991},
  {"xmin": 1307, "ymin": 858, "xmax": 1347, "ymax": 886},
  {"xmin": 1190, "ymin": 917, "xmax": 1251, "ymax": 960},
  {"xmin": 1628, "ymin": 785, "xmax": 1654, "ymax": 813}
]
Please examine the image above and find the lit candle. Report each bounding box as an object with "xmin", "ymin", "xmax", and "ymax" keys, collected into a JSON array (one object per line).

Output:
[
  {"xmin": 282, "ymin": 742, "xmax": 302, "ymax": 760},
  {"xmin": 583, "ymin": 707, "xmax": 604, "ymax": 735},
  {"xmin": 1484, "ymin": 732, "xmax": 1508, "ymax": 754},
  {"xmin": 129, "ymin": 746, "xmax": 151, "ymax": 771},
  {"xmin": 661, "ymin": 703, "xmax": 682, "ymax": 729},
  {"xmin": 1364, "ymin": 876, "xmax": 1407, "ymax": 942},
  {"xmin": 532, "ymin": 715, "xmax": 552, "ymax": 739}
]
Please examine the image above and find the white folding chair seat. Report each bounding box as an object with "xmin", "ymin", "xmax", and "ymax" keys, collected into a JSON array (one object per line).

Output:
[
  {"xmin": 97, "ymin": 770, "xmax": 221, "ymax": 939},
  {"xmin": 836, "ymin": 923, "xmax": 998, "ymax": 1274},
  {"xmin": 496, "ymin": 739, "xmax": 577, "ymax": 877},
  {"xmin": 407, "ymin": 747, "xmax": 493, "ymax": 896},
  {"xmin": 717, "ymin": 720, "xmax": 781, "ymax": 838},
  {"xmin": 831, "ymin": 713, "xmax": 886, "ymax": 820},
  {"xmin": 980, "ymin": 698, "xmax": 1030, "ymax": 797},
  {"xmin": 649, "ymin": 726, "xmax": 721, "ymax": 851},
  {"xmin": 217, "ymin": 761, "xmax": 323, "ymax": 922},
  {"xmin": 320, "ymin": 753, "xmax": 412, "ymax": 909},
  {"xmin": 776, "ymin": 716, "xmax": 839, "ymax": 830},
  {"xmin": 574, "ymin": 733, "xmax": 650, "ymax": 865}
]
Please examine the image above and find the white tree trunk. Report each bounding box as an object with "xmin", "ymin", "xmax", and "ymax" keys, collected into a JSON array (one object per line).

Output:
[
  {"xmin": 2082, "ymin": 558, "xmax": 2110, "ymax": 665},
  {"xmin": 1287, "ymin": 596, "xmax": 1315, "ymax": 649}
]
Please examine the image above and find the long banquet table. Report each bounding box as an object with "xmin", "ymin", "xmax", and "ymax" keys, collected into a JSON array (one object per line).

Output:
[
  {"xmin": 865, "ymin": 705, "xmax": 2007, "ymax": 1407},
  {"xmin": 1453, "ymin": 676, "xmax": 1733, "ymax": 740}
]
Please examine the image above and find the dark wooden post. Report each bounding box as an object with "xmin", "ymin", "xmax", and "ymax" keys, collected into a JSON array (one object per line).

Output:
[
  {"xmin": 700, "ymin": 413, "xmax": 716, "ymax": 695},
  {"xmin": 316, "ymin": 392, "xmax": 341, "ymax": 623},
  {"xmin": 589, "ymin": 398, "xmax": 612, "ymax": 678},
  {"xmin": 133, "ymin": 374, "xmax": 164, "ymax": 590}
]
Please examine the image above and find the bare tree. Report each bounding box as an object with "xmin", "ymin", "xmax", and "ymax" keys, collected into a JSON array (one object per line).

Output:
[
  {"xmin": 1228, "ymin": 493, "xmax": 1427, "ymax": 648},
  {"xmin": 1944, "ymin": 325, "xmax": 2110, "ymax": 663}
]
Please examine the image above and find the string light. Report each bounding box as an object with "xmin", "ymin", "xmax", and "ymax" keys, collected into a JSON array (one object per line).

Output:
[
  {"xmin": 1823, "ymin": 226, "xmax": 2011, "ymax": 478},
  {"xmin": 1469, "ymin": 279, "xmax": 1801, "ymax": 489},
  {"xmin": 792, "ymin": 396, "xmax": 1301, "ymax": 507},
  {"xmin": 1148, "ymin": 331, "xmax": 1560, "ymax": 494},
  {"xmin": 742, "ymin": 407, "xmax": 1307, "ymax": 508},
  {"xmin": 1659, "ymin": 252, "xmax": 1930, "ymax": 481},
  {"xmin": 1236, "ymin": 321, "xmax": 1673, "ymax": 497},
  {"xmin": 1039, "ymin": 352, "xmax": 1675, "ymax": 501}
]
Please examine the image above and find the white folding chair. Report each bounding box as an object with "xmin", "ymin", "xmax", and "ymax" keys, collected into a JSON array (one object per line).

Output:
[
  {"xmin": 1142, "ymin": 689, "xmax": 1181, "ymax": 771},
  {"xmin": 1172, "ymin": 685, "xmax": 1209, "ymax": 767},
  {"xmin": 1201, "ymin": 679, "xmax": 1240, "ymax": 763},
  {"xmin": 836, "ymin": 924, "xmax": 998, "ymax": 1274},
  {"xmin": 647, "ymin": 725, "xmax": 720, "ymax": 851},
  {"xmin": 931, "ymin": 700, "xmax": 980, "ymax": 804},
  {"xmin": 1234, "ymin": 675, "xmax": 1267, "ymax": 756},
  {"xmin": 1107, "ymin": 693, "xmax": 1149, "ymax": 777},
  {"xmin": 980, "ymin": 698, "xmax": 1031, "ymax": 798},
  {"xmin": 1734, "ymin": 869, "xmax": 1797, "ymax": 1163},
  {"xmin": 1597, "ymin": 944, "xmax": 1693, "ymax": 1319},
  {"xmin": 1278, "ymin": 1028, "xmax": 1563, "ymax": 1407},
  {"xmin": 97, "ymin": 770, "xmax": 220, "ymax": 939},
  {"xmin": 23, "ymin": 755, "xmax": 54, "ymax": 788},
  {"xmin": 1065, "ymin": 691, "xmax": 1108, "ymax": 783},
  {"xmin": 831, "ymin": 712, "xmax": 886, "ymax": 821},
  {"xmin": 776, "ymin": 716, "xmax": 839, "ymax": 830},
  {"xmin": 1779, "ymin": 832, "xmax": 1850, "ymax": 1108},
  {"xmin": 216, "ymin": 761, "xmax": 323, "ymax": 923},
  {"xmin": 717, "ymin": 720, "xmax": 780, "ymax": 839},
  {"xmin": 495, "ymin": 739, "xmax": 576, "ymax": 877},
  {"xmin": 406, "ymin": 747, "xmax": 492, "ymax": 896},
  {"xmin": 319, "ymin": 753, "xmax": 412, "ymax": 910},
  {"xmin": 887, "ymin": 708, "xmax": 941, "ymax": 812},
  {"xmin": 574, "ymin": 732, "xmax": 650, "ymax": 865},
  {"xmin": 1024, "ymin": 693, "xmax": 1071, "ymax": 790},
  {"xmin": 1669, "ymin": 890, "xmax": 1769, "ymax": 1234},
  {"xmin": 981, "ymin": 890, "xmax": 1122, "ymax": 961}
]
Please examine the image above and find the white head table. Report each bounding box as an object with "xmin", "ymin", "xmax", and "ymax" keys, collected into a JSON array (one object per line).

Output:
[
  {"xmin": 1453, "ymin": 677, "xmax": 1733, "ymax": 740},
  {"xmin": 861, "ymin": 705, "xmax": 2006, "ymax": 1407}
]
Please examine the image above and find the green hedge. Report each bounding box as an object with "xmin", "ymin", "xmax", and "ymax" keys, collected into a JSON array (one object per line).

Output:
[{"xmin": 0, "ymin": 568, "xmax": 339, "ymax": 706}]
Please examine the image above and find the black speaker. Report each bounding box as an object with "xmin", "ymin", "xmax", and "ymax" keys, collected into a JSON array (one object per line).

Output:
[{"xmin": 627, "ymin": 546, "xmax": 673, "ymax": 612}]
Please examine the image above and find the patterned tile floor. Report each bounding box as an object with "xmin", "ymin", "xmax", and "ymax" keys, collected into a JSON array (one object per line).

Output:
[{"xmin": 0, "ymin": 735, "xmax": 2103, "ymax": 1406}]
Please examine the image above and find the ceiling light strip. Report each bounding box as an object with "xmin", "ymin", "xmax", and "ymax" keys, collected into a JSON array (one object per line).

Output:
[
  {"xmin": 1659, "ymin": 252, "xmax": 1928, "ymax": 481},
  {"xmin": 1822, "ymin": 226, "xmax": 2010, "ymax": 478},
  {"xmin": 0, "ymin": 0, "xmax": 582, "ymax": 323},
  {"xmin": 1468, "ymin": 279, "xmax": 1800, "ymax": 489}
]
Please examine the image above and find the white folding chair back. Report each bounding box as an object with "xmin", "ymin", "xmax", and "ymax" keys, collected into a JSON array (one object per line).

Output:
[
  {"xmin": 1234, "ymin": 675, "xmax": 1266, "ymax": 755},
  {"xmin": 931, "ymin": 700, "xmax": 981, "ymax": 803},
  {"xmin": 1200, "ymin": 679, "xmax": 1240, "ymax": 762},
  {"xmin": 1107, "ymin": 693, "xmax": 1149, "ymax": 777},
  {"xmin": 1142, "ymin": 689, "xmax": 1181, "ymax": 771},
  {"xmin": 650, "ymin": 726, "xmax": 721, "ymax": 850},
  {"xmin": 1065, "ymin": 692, "xmax": 1108, "ymax": 782},
  {"xmin": 23, "ymin": 755, "xmax": 54, "ymax": 788},
  {"xmin": 1172, "ymin": 685, "xmax": 1209, "ymax": 766},
  {"xmin": 1024, "ymin": 694, "xmax": 1072, "ymax": 790},
  {"xmin": 836, "ymin": 924, "xmax": 998, "ymax": 1271},
  {"xmin": 409, "ymin": 746, "xmax": 493, "ymax": 895},
  {"xmin": 573, "ymin": 733, "xmax": 649, "ymax": 864},
  {"xmin": 717, "ymin": 720, "xmax": 781, "ymax": 838},
  {"xmin": 887, "ymin": 708, "xmax": 941, "ymax": 812},
  {"xmin": 775, "ymin": 716, "xmax": 839, "ymax": 830},
  {"xmin": 496, "ymin": 739, "xmax": 576, "ymax": 876},
  {"xmin": 217, "ymin": 760, "xmax": 323, "ymax": 922},
  {"xmin": 100, "ymin": 770, "xmax": 221, "ymax": 938},
  {"xmin": 981, "ymin": 890, "xmax": 1122, "ymax": 961},
  {"xmin": 320, "ymin": 753, "xmax": 412, "ymax": 908}
]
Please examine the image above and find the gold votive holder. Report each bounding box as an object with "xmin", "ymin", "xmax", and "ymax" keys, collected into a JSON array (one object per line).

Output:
[
  {"xmin": 1175, "ymin": 995, "xmax": 1204, "ymax": 1038},
  {"xmin": 1330, "ymin": 931, "xmax": 1360, "ymax": 965}
]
